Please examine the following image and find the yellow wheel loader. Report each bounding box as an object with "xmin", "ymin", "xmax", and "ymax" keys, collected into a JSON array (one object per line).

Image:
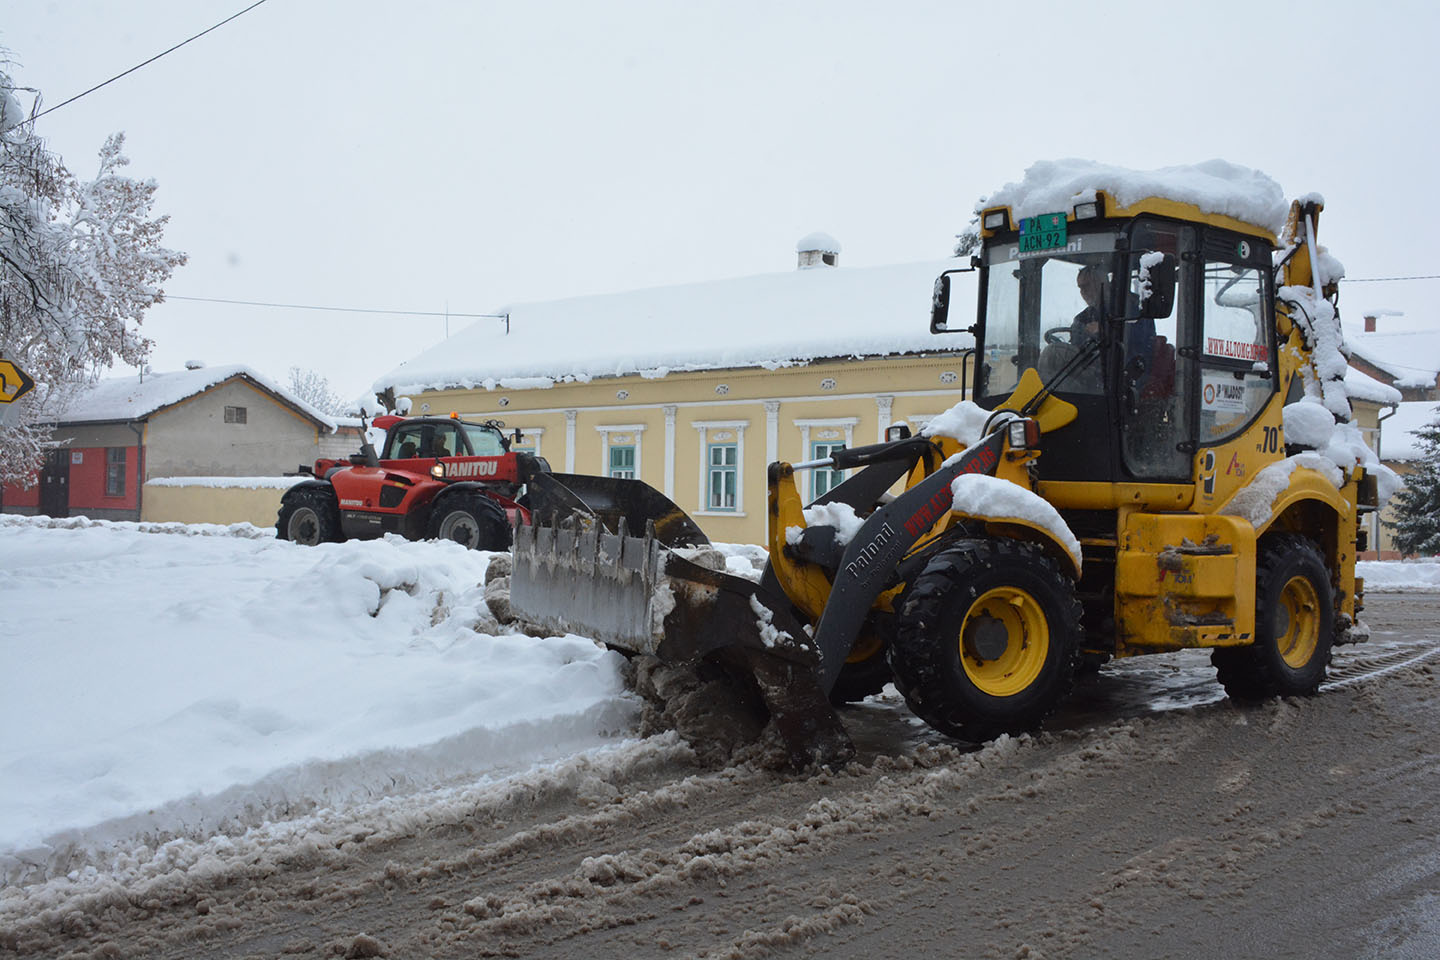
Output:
[{"xmin": 511, "ymin": 173, "xmax": 1378, "ymax": 768}]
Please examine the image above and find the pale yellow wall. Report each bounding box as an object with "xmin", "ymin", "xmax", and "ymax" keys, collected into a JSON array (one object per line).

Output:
[
  {"xmin": 141, "ymin": 483, "xmax": 286, "ymax": 528},
  {"xmin": 401, "ymin": 353, "xmax": 972, "ymax": 544},
  {"xmin": 1346, "ymin": 398, "xmax": 1403, "ymax": 558}
]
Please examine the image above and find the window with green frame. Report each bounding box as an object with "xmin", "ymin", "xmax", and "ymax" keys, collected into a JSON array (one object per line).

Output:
[
  {"xmin": 706, "ymin": 443, "xmax": 737, "ymax": 511},
  {"xmin": 608, "ymin": 444, "xmax": 636, "ymax": 479},
  {"xmin": 810, "ymin": 441, "xmax": 845, "ymax": 500}
]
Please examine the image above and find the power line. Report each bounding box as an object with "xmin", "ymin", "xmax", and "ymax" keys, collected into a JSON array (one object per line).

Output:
[
  {"xmin": 25, "ymin": 1, "xmax": 269, "ymax": 125},
  {"xmin": 1346, "ymin": 274, "xmax": 1440, "ymax": 283},
  {"xmin": 166, "ymin": 294, "xmax": 506, "ymax": 319}
]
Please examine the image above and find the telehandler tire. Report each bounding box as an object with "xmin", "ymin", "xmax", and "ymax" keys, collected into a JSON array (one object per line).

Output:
[
  {"xmin": 429, "ymin": 493, "xmax": 512, "ymax": 552},
  {"xmin": 888, "ymin": 538, "xmax": 1081, "ymax": 742},
  {"xmin": 1213, "ymin": 533, "xmax": 1333, "ymax": 701},
  {"xmin": 277, "ymin": 487, "xmax": 342, "ymax": 546}
]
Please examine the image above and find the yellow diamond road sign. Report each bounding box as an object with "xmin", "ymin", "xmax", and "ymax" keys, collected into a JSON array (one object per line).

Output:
[{"xmin": 0, "ymin": 359, "xmax": 35, "ymax": 404}]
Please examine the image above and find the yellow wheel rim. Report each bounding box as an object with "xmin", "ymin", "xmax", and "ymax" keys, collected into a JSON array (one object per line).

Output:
[
  {"xmin": 847, "ymin": 630, "xmax": 884, "ymax": 664},
  {"xmin": 1276, "ymin": 575, "xmax": 1320, "ymax": 669},
  {"xmin": 958, "ymin": 587, "xmax": 1049, "ymax": 697}
]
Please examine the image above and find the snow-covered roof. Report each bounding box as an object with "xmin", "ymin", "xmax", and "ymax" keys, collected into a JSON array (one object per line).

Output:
[
  {"xmin": 1380, "ymin": 401, "xmax": 1440, "ymax": 462},
  {"xmin": 1343, "ymin": 323, "xmax": 1440, "ymax": 390},
  {"xmin": 1344, "ymin": 366, "xmax": 1404, "ymax": 406},
  {"xmin": 979, "ymin": 159, "xmax": 1289, "ymax": 235},
  {"xmin": 374, "ymin": 259, "xmax": 971, "ymax": 395},
  {"xmin": 51, "ymin": 364, "xmax": 338, "ymax": 430}
]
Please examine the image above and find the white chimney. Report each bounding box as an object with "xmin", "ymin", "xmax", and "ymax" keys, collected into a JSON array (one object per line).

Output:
[{"xmin": 796, "ymin": 232, "xmax": 841, "ymax": 269}]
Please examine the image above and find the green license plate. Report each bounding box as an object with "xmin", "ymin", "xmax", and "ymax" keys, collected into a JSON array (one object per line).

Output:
[{"xmin": 1019, "ymin": 212, "xmax": 1067, "ymax": 253}]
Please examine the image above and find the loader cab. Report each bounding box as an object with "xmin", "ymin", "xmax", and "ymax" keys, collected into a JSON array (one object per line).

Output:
[
  {"xmin": 382, "ymin": 417, "xmax": 510, "ymax": 461},
  {"xmin": 943, "ymin": 206, "xmax": 1276, "ymax": 488}
]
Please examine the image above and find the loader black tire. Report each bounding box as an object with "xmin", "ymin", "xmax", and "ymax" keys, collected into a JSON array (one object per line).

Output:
[
  {"xmin": 888, "ymin": 538, "xmax": 1081, "ymax": 743},
  {"xmin": 277, "ymin": 487, "xmax": 341, "ymax": 546},
  {"xmin": 428, "ymin": 493, "xmax": 511, "ymax": 551},
  {"xmin": 1213, "ymin": 534, "xmax": 1333, "ymax": 702}
]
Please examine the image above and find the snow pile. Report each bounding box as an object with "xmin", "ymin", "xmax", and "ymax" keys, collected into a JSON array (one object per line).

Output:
[
  {"xmin": 145, "ymin": 475, "xmax": 311, "ymax": 490},
  {"xmin": 0, "ymin": 512, "xmax": 274, "ymax": 539},
  {"xmin": 713, "ymin": 541, "xmax": 769, "ymax": 581},
  {"xmin": 786, "ymin": 500, "xmax": 866, "ymax": 547},
  {"xmin": 1282, "ymin": 400, "xmax": 1337, "ymax": 449},
  {"xmin": 920, "ymin": 398, "xmax": 992, "ymax": 448},
  {"xmin": 948, "ymin": 472, "xmax": 1082, "ymax": 572},
  {"xmin": 51, "ymin": 364, "xmax": 339, "ymax": 432},
  {"xmin": 1357, "ymin": 560, "xmax": 1440, "ymax": 591},
  {"xmin": 979, "ymin": 159, "xmax": 1289, "ymax": 234},
  {"xmin": 0, "ymin": 518, "xmax": 638, "ymax": 887}
]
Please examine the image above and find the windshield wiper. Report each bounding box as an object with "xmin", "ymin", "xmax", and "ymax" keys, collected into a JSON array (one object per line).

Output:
[{"xmin": 1021, "ymin": 336, "xmax": 1102, "ymax": 417}]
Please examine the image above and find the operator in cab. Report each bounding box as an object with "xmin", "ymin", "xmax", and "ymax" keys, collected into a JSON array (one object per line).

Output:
[{"xmin": 1037, "ymin": 261, "xmax": 1109, "ymax": 391}]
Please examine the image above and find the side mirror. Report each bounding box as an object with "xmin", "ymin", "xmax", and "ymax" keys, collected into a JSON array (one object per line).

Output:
[
  {"xmin": 1140, "ymin": 254, "xmax": 1177, "ymax": 320},
  {"xmin": 930, "ymin": 274, "xmax": 952, "ymax": 333}
]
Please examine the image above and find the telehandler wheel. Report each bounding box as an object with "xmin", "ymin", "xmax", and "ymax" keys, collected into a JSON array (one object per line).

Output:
[
  {"xmin": 429, "ymin": 493, "xmax": 512, "ymax": 551},
  {"xmin": 888, "ymin": 538, "xmax": 1081, "ymax": 743},
  {"xmin": 1213, "ymin": 534, "xmax": 1334, "ymax": 701},
  {"xmin": 277, "ymin": 487, "xmax": 341, "ymax": 546}
]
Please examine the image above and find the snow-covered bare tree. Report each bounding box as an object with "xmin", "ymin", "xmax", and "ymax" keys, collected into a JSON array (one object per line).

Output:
[
  {"xmin": 287, "ymin": 366, "xmax": 348, "ymax": 417},
  {"xmin": 1, "ymin": 56, "xmax": 185, "ymax": 485},
  {"xmin": 1385, "ymin": 410, "xmax": 1440, "ymax": 556}
]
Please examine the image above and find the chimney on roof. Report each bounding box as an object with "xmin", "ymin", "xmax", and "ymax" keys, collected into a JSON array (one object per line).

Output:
[
  {"xmin": 796, "ymin": 232, "xmax": 841, "ymax": 270},
  {"xmin": 1364, "ymin": 315, "xmax": 1376, "ymax": 333},
  {"xmin": 184, "ymin": 359, "xmax": 206, "ymax": 370}
]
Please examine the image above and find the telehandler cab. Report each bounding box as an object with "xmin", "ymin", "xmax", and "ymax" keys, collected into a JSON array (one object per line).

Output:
[{"xmin": 511, "ymin": 168, "xmax": 1383, "ymax": 768}]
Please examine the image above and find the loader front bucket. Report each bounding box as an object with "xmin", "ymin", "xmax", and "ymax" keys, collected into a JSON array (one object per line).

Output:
[{"xmin": 511, "ymin": 474, "xmax": 854, "ymax": 768}]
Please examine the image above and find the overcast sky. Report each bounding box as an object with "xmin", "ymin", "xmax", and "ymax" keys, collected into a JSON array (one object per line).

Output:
[{"xmin": 4, "ymin": 0, "xmax": 1437, "ymax": 403}]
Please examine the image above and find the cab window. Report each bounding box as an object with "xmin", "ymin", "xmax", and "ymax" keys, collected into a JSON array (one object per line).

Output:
[
  {"xmin": 1120, "ymin": 220, "xmax": 1197, "ymax": 479},
  {"xmin": 462, "ymin": 424, "xmax": 506, "ymax": 456},
  {"xmin": 1198, "ymin": 245, "xmax": 1273, "ymax": 443},
  {"xmin": 385, "ymin": 423, "xmax": 461, "ymax": 459}
]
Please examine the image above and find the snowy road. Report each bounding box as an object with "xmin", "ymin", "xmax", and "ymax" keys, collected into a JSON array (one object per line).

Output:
[{"xmin": 2, "ymin": 516, "xmax": 1438, "ymax": 957}]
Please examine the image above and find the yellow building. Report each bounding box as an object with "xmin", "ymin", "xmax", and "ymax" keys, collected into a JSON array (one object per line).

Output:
[{"xmin": 374, "ymin": 241, "xmax": 976, "ymax": 544}]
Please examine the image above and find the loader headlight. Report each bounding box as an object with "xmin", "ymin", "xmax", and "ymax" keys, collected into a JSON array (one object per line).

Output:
[
  {"xmin": 886, "ymin": 423, "xmax": 912, "ymax": 441},
  {"xmin": 982, "ymin": 208, "xmax": 1011, "ymax": 231},
  {"xmin": 1007, "ymin": 418, "xmax": 1040, "ymax": 449},
  {"xmin": 431, "ymin": 462, "xmax": 446, "ymax": 479},
  {"xmin": 1072, "ymin": 197, "xmax": 1103, "ymax": 220}
]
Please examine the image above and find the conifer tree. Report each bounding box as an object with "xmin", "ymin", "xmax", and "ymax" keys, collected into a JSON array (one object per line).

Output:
[{"xmin": 1386, "ymin": 410, "xmax": 1440, "ymax": 556}]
